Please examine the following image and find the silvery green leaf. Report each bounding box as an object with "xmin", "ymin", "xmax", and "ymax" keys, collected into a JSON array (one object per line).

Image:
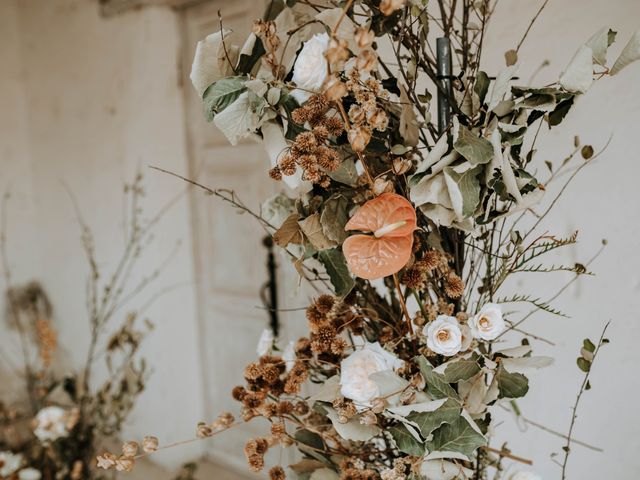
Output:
[
  {"xmin": 203, "ymin": 76, "xmax": 247, "ymax": 120},
  {"xmin": 415, "ymin": 134, "xmax": 449, "ymax": 174},
  {"xmin": 443, "ymin": 165, "xmax": 482, "ymax": 218},
  {"xmin": 387, "ymin": 399, "xmax": 448, "ymax": 416},
  {"xmin": 426, "ymin": 417, "xmax": 486, "ymax": 459},
  {"xmin": 308, "ymin": 375, "xmax": 340, "ymax": 403},
  {"xmin": 390, "ymin": 424, "xmax": 426, "ymax": 456},
  {"xmin": 496, "ymin": 345, "xmax": 532, "ymax": 357},
  {"xmin": 457, "ymin": 372, "xmax": 488, "ymax": 415},
  {"xmin": 326, "ymin": 408, "xmax": 381, "ymax": 441},
  {"xmin": 213, "ymin": 91, "xmax": 262, "ymax": 145},
  {"xmin": 267, "ymin": 87, "xmax": 281, "ymax": 105},
  {"xmin": 420, "ymin": 459, "xmax": 472, "ymax": 480},
  {"xmin": 560, "ymin": 45, "xmax": 594, "ymax": 93},
  {"xmin": 410, "ymin": 172, "xmax": 453, "ymax": 209},
  {"xmin": 610, "ymin": 30, "xmax": 640, "ymax": 75},
  {"xmin": 416, "ymin": 356, "xmax": 459, "ymax": 400},
  {"xmin": 501, "ymin": 356, "xmax": 554, "ymax": 374},
  {"xmin": 495, "ymin": 364, "xmax": 529, "ymax": 399},
  {"xmin": 442, "ymin": 356, "xmax": 481, "ymax": 383},
  {"xmin": 420, "ymin": 203, "xmax": 457, "ymax": 228},
  {"xmin": 453, "ymin": 125, "xmax": 493, "ymax": 165},
  {"xmin": 586, "ymin": 27, "xmax": 617, "ymax": 66},
  {"xmin": 328, "ymin": 157, "xmax": 359, "ymax": 186},
  {"xmin": 474, "ymin": 71, "xmax": 490, "ymax": 104},
  {"xmin": 245, "ymin": 78, "xmax": 268, "ymax": 96},
  {"xmin": 190, "ymin": 29, "xmax": 238, "ymax": 96},
  {"xmin": 488, "ymin": 65, "xmax": 518, "ymax": 111},
  {"xmin": 500, "ymin": 146, "xmax": 524, "ymax": 203},
  {"xmin": 407, "ymin": 398, "xmax": 461, "ymax": 439}
]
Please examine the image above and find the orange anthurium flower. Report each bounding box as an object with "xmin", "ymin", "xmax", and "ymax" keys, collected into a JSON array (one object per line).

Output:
[{"xmin": 342, "ymin": 193, "xmax": 417, "ymax": 280}]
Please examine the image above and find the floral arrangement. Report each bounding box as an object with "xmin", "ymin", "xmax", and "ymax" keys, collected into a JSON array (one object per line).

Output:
[
  {"xmin": 99, "ymin": 1, "xmax": 638, "ymax": 479},
  {"xmin": 0, "ymin": 177, "xmax": 177, "ymax": 479}
]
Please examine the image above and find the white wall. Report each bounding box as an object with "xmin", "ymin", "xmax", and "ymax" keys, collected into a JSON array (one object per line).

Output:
[
  {"xmin": 0, "ymin": 0, "xmax": 205, "ymax": 470},
  {"xmin": 482, "ymin": 1, "xmax": 640, "ymax": 478}
]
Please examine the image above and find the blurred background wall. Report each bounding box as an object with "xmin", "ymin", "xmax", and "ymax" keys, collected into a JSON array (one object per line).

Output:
[{"xmin": 0, "ymin": 0, "xmax": 639, "ymax": 478}]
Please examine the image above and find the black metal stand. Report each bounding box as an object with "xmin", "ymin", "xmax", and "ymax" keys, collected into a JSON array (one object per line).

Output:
[{"xmin": 261, "ymin": 236, "xmax": 280, "ymax": 337}]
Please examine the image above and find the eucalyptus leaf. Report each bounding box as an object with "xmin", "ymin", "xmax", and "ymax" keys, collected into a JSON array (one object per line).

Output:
[
  {"xmin": 474, "ymin": 71, "xmax": 490, "ymax": 104},
  {"xmin": 454, "ymin": 126, "xmax": 493, "ymax": 165},
  {"xmin": 213, "ymin": 91, "xmax": 263, "ymax": 145},
  {"xmin": 495, "ymin": 364, "xmax": 529, "ymax": 399},
  {"xmin": 416, "ymin": 356, "xmax": 459, "ymax": 400},
  {"xmin": 443, "ymin": 165, "xmax": 482, "ymax": 218},
  {"xmin": 328, "ymin": 158, "xmax": 359, "ymax": 186},
  {"xmin": 426, "ymin": 417, "xmax": 486, "ymax": 459},
  {"xmin": 203, "ymin": 76, "xmax": 247, "ymax": 120},
  {"xmin": 390, "ymin": 424, "xmax": 426, "ymax": 456},
  {"xmin": 407, "ymin": 398, "xmax": 461, "ymax": 439}
]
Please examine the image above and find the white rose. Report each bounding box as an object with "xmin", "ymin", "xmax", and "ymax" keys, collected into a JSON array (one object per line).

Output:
[
  {"xmin": 19, "ymin": 468, "xmax": 42, "ymax": 480},
  {"xmin": 0, "ymin": 451, "xmax": 23, "ymax": 476},
  {"xmin": 468, "ymin": 303, "xmax": 505, "ymax": 341},
  {"xmin": 509, "ymin": 471, "xmax": 541, "ymax": 480},
  {"xmin": 34, "ymin": 406, "xmax": 68, "ymax": 442},
  {"xmin": 424, "ymin": 316, "xmax": 462, "ymax": 357},
  {"xmin": 340, "ymin": 342, "xmax": 403, "ymax": 407},
  {"xmin": 283, "ymin": 340, "xmax": 296, "ymax": 373},
  {"xmin": 291, "ymin": 33, "xmax": 330, "ymax": 104},
  {"xmin": 256, "ymin": 328, "xmax": 275, "ymax": 357}
]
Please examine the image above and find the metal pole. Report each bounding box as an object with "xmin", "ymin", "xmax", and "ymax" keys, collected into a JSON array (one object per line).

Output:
[{"xmin": 436, "ymin": 37, "xmax": 453, "ymax": 135}]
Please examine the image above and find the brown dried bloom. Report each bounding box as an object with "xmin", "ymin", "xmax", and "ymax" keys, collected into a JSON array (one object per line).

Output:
[
  {"xmin": 232, "ymin": 385, "xmax": 247, "ymax": 401},
  {"xmin": 348, "ymin": 126, "xmax": 372, "ymax": 153},
  {"xmin": 269, "ymin": 466, "xmax": 287, "ymax": 480},
  {"xmin": 324, "ymin": 75, "xmax": 348, "ymax": 101},
  {"xmin": 196, "ymin": 422, "xmax": 214, "ymax": 438},
  {"xmin": 35, "ymin": 318, "xmax": 57, "ymax": 368},
  {"xmin": 294, "ymin": 401, "xmax": 309, "ymax": 415},
  {"xmin": 315, "ymin": 294, "xmax": 336, "ymax": 314},
  {"xmin": 244, "ymin": 362, "xmax": 263, "ymax": 382},
  {"xmin": 243, "ymin": 391, "xmax": 265, "ymax": 409},
  {"xmin": 142, "ymin": 436, "xmax": 159, "ymax": 453},
  {"xmin": 444, "ymin": 273, "xmax": 465, "ymax": 299},
  {"xmin": 115, "ymin": 457, "xmax": 135, "ymax": 472}
]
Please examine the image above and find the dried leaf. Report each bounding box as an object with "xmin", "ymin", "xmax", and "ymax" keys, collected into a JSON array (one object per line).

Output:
[{"xmin": 273, "ymin": 213, "xmax": 304, "ymax": 248}]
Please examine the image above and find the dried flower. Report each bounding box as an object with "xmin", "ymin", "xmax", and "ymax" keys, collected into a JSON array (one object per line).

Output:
[
  {"xmin": 196, "ymin": 422, "xmax": 214, "ymax": 438},
  {"xmin": 96, "ymin": 452, "xmax": 117, "ymax": 470},
  {"xmin": 142, "ymin": 436, "xmax": 159, "ymax": 453},
  {"xmin": 115, "ymin": 457, "xmax": 135, "ymax": 472},
  {"xmin": 380, "ymin": 0, "xmax": 406, "ymax": 16},
  {"xmin": 121, "ymin": 441, "xmax": 139, "ymax": 458}
]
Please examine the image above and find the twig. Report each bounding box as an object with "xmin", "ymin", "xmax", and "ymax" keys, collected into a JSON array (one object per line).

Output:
[
  {"xmin": 561, "ymin": 321, "xmax": 610, "ymax": 478},
  {"xmin": 480, "ymin": 445, "xmax": 532, "ymax": 465},
  {"xmin": 515, "ymin": 0, "xmax": 551, "ymax": 53}
]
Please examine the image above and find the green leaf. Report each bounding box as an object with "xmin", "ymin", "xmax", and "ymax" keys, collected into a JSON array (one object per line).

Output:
[
  {"xmin": 583, "ymin": 338, "xmax": 596, "ymax": 353},
  {"xmin": 426, "ymin": 417, "xmax": 486, "ymax": 458},
  {"xmin": 443, "ymin": 356, "xmax": 481, "ymax": 383},
  {"xmin": 453, "ymin": 125, "xmax": 493, "ymax": 165},
  {"xmin": 443, "ymin": 165, "xmax": 482, "ymax": 218},
  {"xmin": 495, "ymin": 364, "xmax": 529, "ymax": 399},
  {"xmin": 212, "ymin": 92, "xmax": 263, "ymax": 145},
  {"xmin": 327, "ymin": 158, "xmax": 359, "ymax": 187},
  {"xmin": 318, "ymin": 249, "xmax": 355, "ymax": 297},
  {"xmin": 474, "ymin": 71, "xmax": 490, "ymax": 104},
  {"xmin": 407, "ymin": 398, "xmax": 461, "ymax": 439},
  {"xmin": 577, "ymin": 357, "xmax": 591, "ymax": 373},
  {"xmin": 389, "ymin": 424, "xmax": 426, "ymax": 456},
  {"xmin": 203, "ymin": 76, "xmax": 247, "ymax": 120},
  {"xmin": 416, "ymin": 356, "xmax": 459, "ymax": 400}
]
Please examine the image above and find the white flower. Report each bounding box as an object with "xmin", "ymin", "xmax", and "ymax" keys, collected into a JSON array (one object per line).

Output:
[
  {"xmin": 509, "ymin": 471, "xmax": 541, "ymax": 480},
  {"xmin": 0, "ymin": 451, "xmax": 23, "ymax": 476},
  {"xmin": 424, "ymin": 316, "xmax": 463, "ymax": 356},
  {"xmin": 33, "ymin": 406, "xmax": 69, "ymax": 442},
  {"xmin": 256, "ymin": 328, "xmax": 275, "ymax": 357},
  {"xmin": 19, "ymin": 468, "xmax": 42, "ymax": 480},
  {"xmin": 468, "ymin": 303, "xmax": 505, "ymax": 341},
  {"xmin": 291, "ymin": 33, "xmax": 330, "ymax": 104},
  {"xmin": 283, "ymin": 340, "xmax": 296, "ymax": 373},
  {"xmin": 340, "ymin": 342, "xmax": 403, "ymax": 407}
]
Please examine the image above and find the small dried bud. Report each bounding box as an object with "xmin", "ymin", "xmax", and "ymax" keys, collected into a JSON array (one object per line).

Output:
[
  {"xmin": 115, "ymin": 457, "xmax": 135, "ymax": 472},
  {"xmin": 410, "ymin": 372, "xmax": 426, "ymax": 390},
  {"xmin": 348, "ymin": 126, "xmax": 372, "ymax": 153},
  {"xmin": 96, "ymin": 453, "xmax": 117, "ymax": 470},
  {"xmin": 373, "ymin": 176, "xmax": 395, "ymax": 195},
  {"xmin": 142, "ymin": 436, "xmax": 159, "ymax": 453},
  {"xmin": 356, "ymin": 49, "xmax": 378, "ymax": 72},
  {"xmin": 269, "ymin": 465, "xmax": 286, "ymax": 480},
  {"xmin": 324, "ymin": 76, "xmax": 348, "ymax": 101},
  {"xmin": 196, "ymin": 422, "xmax": 214, "ymax": 438},
  {"xmin": 380, "ymin": 0, "xmax": 406, "ymax": 16},
  {"xmin": 392, "ymin": 157, "xmax": 412, "ymax": 175},
  {"xmin": 325, "ymin": 38, "xmax": 349, "ymax": 66},
  {"xmin": 399, "ymin": 388, "xmax": 416, "ymax": 405},
  {"xmin": 355, "ymin": 28, "xmax": 375, "ymax": 50},
  {"xmin": 121, "ymin": 441, "xmax": 139, "ymax": 458},
  {"xmin": 370, "ymin": 398, "xmax": 385, "ymax": 414},
  {"xmin": 359, "ymin": 411, "xmax": 378, "ymax": 425},
  {"xmin": 217, "ymin": 412, "xmax": 235, "ymax": 428}
]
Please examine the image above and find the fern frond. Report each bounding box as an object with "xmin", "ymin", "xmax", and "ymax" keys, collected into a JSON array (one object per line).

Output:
[
  {"xmin": 496, "ymin": 294, "xmax": 569, "ymax": 317},
  {"xmin": 514, "ymin": 263, "xmax": 593, "ymax": 275}
]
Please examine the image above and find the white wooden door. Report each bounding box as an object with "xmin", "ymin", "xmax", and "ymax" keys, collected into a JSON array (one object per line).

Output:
[{"xmin": 181, "ymin": 0, "xmax": 303, "ymax": 472}]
